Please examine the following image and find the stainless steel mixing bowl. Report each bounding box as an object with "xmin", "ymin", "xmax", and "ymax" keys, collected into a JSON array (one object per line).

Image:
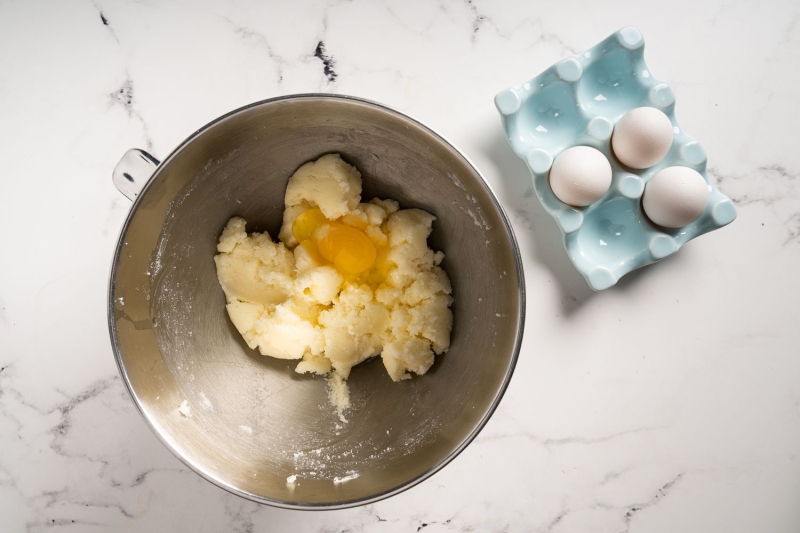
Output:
[{"xmin": 109, "ymin": 94, "xmax": 524, "ymax": 509}]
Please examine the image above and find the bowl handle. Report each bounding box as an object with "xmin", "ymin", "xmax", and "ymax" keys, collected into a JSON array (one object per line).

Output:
[{"xmin": 112, "ymin": 148, "xmax": 160, "ymax": 201}]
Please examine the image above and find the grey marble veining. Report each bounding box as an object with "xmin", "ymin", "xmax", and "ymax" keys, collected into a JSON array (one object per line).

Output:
[{"xmin": 1, "ymin": 0, "xmax": 800, "ymax": 531}]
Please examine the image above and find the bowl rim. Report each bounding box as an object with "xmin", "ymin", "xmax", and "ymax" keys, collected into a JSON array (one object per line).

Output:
[{"xmin": 108, "ymin": 93, "xmax": 526, "ymax": 510}]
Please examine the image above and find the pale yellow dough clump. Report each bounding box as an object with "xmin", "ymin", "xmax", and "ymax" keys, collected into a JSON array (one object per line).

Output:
[{"xmin": 215, "ymin": 154, "xmax": 453, "ymax": 419}]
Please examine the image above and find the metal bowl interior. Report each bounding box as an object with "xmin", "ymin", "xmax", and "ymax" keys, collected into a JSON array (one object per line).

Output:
[{"xmin": 110, "ymin": 95, "xmax": 524, "ymax": 509}]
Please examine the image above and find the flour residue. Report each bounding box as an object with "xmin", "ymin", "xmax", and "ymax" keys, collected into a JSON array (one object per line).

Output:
[
  {"xmin": 178, "ymin": 400, "xmax": 192, "ymax": 418},
  {"xmin": 198, "ymin": 392, "xmax": 214, "ymax": 411},
  {"xmin": 447, "ymin": 172, "xmax": 467, "ymax": 191},
  {"xmin": 461, "ymin": 206, "xmax": 491, "ymax": 231},
  {"xmin": 333, "ymin": 471, "xmax": 360, "ymax": 484}
]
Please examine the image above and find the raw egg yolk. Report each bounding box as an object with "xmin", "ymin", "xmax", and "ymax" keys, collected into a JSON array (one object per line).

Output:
[
  {"xmin": 292, "ymin": 207, "xmax": 328, "ymax": 243},
  {"xmin": 292, "ymin": 208, "xmax": 377, "ymax": 275},
  {"xmin": 317, "ymin": 222, "xmax": 377, "ymax": 274}
]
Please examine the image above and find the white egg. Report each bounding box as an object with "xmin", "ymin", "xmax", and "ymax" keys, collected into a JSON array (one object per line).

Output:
[
  {"xmin": 643, "ymin": 166, "xmax": 709, "ymax": 228},
  {"xmin": 611, "ymin": 107, "xmax": 673, "ymax": 169},
  {"xmin": 549, "ymin": 146, "xmax": 612, "ymax": 207}
]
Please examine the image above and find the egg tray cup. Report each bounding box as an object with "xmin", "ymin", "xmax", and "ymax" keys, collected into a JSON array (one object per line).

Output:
[{"xmin": 495, "ymin": 27, "xmax": 736, "ymax": 290}]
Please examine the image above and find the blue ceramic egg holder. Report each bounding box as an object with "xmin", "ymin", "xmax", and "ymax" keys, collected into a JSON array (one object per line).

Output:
[{"xmin": 495, "ymin": 27, "xmax": 736, "ymax": 290}]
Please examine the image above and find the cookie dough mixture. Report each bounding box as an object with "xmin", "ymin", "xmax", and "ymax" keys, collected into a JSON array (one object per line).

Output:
[{"xmin": 215, "ymin": 154, "xmax": 453, "ymax": 420}]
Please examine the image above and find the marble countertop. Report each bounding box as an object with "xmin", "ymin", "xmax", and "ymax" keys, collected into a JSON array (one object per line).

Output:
[{"xmin": 2, "ymin": 0, "xmax": 799, "ymax": 531}]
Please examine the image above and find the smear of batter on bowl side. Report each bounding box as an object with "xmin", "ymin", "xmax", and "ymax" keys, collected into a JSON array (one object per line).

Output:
[{"xmin": 214, "ymin": 154, "xmax": 453, "ymax": 421}]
